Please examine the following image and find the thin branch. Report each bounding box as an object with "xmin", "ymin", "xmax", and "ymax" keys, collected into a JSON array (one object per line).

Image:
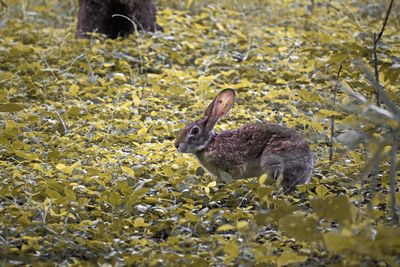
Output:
[
  {"xmin": 68, "ymin": 52, "xmax": 85, "ymax": 69},
  {"xmin": 329, "ymin": 64, "xmax": 342, "ymax": 162},
  {"xmin": 389, "ymin": 130, "xmax": 399, "ymax": 226},
  {"xmin": 372, "ymin": 0, "xmax": 394, "ymax": 107},
  {"xmin": 373, "ymin": 33, "xmax": 380, "ymax": 106},
  {"xmin": 55, "ymin": 111, "xmax": 69, "ymax": 134},
  {"xmin": 368, "ymin": 150, "xmax": 381, "ymax": 211},
  {"xmin": 237, "ymin": 190, "xmax": 252, "ymax": 208},
  {"xmin": 375, "ymin": 0, "xmax": 394, "ymax": 42}
]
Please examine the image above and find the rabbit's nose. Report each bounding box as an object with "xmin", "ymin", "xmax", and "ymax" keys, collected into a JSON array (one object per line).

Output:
[{"xmin": 175, "ymin": 143, "xmax": 180, "ymax": 150}]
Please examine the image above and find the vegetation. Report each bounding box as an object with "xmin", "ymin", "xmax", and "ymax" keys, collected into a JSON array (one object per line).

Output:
[{"xmin": 0, "ymin": 0, "xmax": 399, "ymax": 265}]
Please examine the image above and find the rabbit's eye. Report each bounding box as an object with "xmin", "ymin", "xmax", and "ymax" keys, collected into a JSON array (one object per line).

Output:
[{"xmin": 190, "ymin": 126, "xmax": 200, "ymax": 135}]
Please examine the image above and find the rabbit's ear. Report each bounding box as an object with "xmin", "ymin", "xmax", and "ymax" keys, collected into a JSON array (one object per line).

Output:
[{"xmin": 204, "ymin": 89, "xmax": 235, "ymax": 133}]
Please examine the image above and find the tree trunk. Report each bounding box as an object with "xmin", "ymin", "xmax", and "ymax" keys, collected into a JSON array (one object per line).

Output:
[{"xmin": 77, "ymin": 0, "xmax": 161, "ymax": 38}]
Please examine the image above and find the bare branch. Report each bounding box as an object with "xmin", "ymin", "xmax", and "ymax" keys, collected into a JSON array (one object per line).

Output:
[
  {"xmin": 329, "ymin": 64, "xmax": 342, "ymax": 162},
  {"xmin": 372, "ymin": 0, "xmax": 394, "ymax": 106},
  {"xmin": 375, "ymin": 0, "xmax": 394, "ymax": 43},
  {"xmin": 373, "ymin": 33, "xmax": 380, "ymax": 106},
  {"xmin": 55, "ymin": 111, "xmax": 69, "ymax": 135},
  {"xmin": 389, "ymin": 130, "xmax": 399, "ymax": 226}
]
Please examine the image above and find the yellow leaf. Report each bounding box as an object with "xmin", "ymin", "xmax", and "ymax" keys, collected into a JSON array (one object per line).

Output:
[
  {"xmin": 69, "ymin": 84, "xmax": 79, "ymax": 96},
  {"xmin": 32, "ymin": 163, "xmax": 43, "ymax": 172},
  {"xmin": 319, "ymin": 109, "xmax": 341, "ymax": 117},
  {"xmin": 121, "ymin": 166, "xmax": 135, "ymax": 177},
  {"xmin": 46, "ymin": 189, "xmax": 61, "ymax": 199},
  {"xmin": 0, "ymin": 71, "xmax": 13, "ymax": 82},
  {"xmin": 5, "ymin": 119, "xmax": 17, "ymax": 129},
  {"xmin": 185, "ymin": 212, "xmax": 199, "ymax": 222},
  {"xmin": 64, "ymin": 187, "xmax": 76, "ymax": 201},
  {"xmin": 71, "ymin": 161, "xmax": 81, "ymax": 169},
  {"xmin": 275, "ymin": 78, "xmax": 287, "ymax": 85},
  {"xmin": 227, "ymin": 78, "xmax": 253, "ymax": 89},
  {"xmin": 207, "ymin": 181, "xmax": 217, "ymax": 188},
  {"xmin": 224, "ymin": 241, "xmax": 239, "ymax": 264},
  {"xmin": 108, "ymin": 191, "xmax": 121, "ymax": 206},
  {"xmin": 258, "ymin": 174, "xmax": 268, "ymax": 185},
  {"xmin": 220, "ymin": 70, "xmax": 237, "ymax": 77},
  {"xmin": 308, "ymin": 121, "xmax": 324, "ymax": 132},
  {"xmin": 171, "ymin": 164, "xmax": 179, "ymax": 170},
  {"xmin": 55, "ymin": 163, "xmax": 72, "ymax": 174},
  {"xmin": 132, "ymin": 91, "xmax": 141, "ymax": 107},
  {"xmin": 216, "ymin": 23, "xmax": 225, "ymax": 31},
  {"xmin": 277, "ymin": 249, "xmax": 307, "ymax": 267},
  {"xmin": 236, "ymin": 220, "xmax": 249, "ymax": 231},
  {"xmin": 137, "ymin": 127, "xmax": 147, "ymax": 136},
  {"xmin": 316, "ymin": 184, "xmax": 329, "ymax": 198},
  {"xmin": 114, "ymin": 73, "xmax": 127, "ymax": 82},
  {"xmin": 133, "ymin": 217, "xmax": 149, "ymax": 228},
  {"xmin": 0, "ymin": 103, "xmax": 25, "ymax": 112},
  {"xmin": 298, "ymin": 89, "xmax": 321, "ymax": 102},
  {"xmin": 103, "ymin": 62, "xmax": 115, "ymax": 68},
  {"xmin": 216, "ymin": 224, "xmax": 235, "ymax": 232}
]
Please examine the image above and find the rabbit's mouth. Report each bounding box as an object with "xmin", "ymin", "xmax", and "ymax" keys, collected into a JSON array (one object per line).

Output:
[
  {"xmin": 176, "ymin": 143, "xmax": 188, "ymax": 153},
  {"xmin": 175, "ymin": 143, "xmax": 200, "ymax": 154}
]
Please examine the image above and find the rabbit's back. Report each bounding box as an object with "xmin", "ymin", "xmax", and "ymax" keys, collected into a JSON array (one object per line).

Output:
[{"xmin": 195, "ymin": 123, "xmax": 313, "ymax": 186}]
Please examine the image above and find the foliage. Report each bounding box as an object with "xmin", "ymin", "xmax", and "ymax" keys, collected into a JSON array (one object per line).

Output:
[{"xmin": 0, "ymin": 0, "xmax": 399, "ymax": 265}]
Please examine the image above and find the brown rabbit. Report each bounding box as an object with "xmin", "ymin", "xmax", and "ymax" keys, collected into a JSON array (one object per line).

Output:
[{"xmin": 175, "ymin": 89, "xmax": 313, "ymax": 190}]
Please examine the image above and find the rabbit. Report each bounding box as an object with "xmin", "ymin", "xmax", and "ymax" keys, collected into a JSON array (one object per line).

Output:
[{"xmin": 175, "ymin": 89, "xmax": 313, "ymax": 191}]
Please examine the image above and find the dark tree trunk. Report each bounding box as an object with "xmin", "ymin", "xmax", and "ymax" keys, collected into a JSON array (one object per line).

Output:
[{"xmin": 77, "ymin": 0, "xmax": 161, "ymax": 39}]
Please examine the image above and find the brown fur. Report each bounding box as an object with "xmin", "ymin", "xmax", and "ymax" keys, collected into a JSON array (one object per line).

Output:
[
  {"xmin": 196, "ymin": 124, "xmax": 312, "ymax": 188},
  {"xmin": 175, "ymin": 89, "xmax": 313, "ymax": 191}
]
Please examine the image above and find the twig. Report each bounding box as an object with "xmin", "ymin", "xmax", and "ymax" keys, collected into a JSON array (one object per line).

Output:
[
  {"xmin": 368, "ymin": 151, "xmax": 381, "ymax": 211},
  {"xmin": 237, "ymin": 190, "xmax": 252, "ymax": 208},
  {"xmin": 375, "ymin": 0, "xmax": 394, "ymax": 42},
  {"xmin": 308, "ymin": 0, "xmax": 315, "ymax": 14},
  {"xmin": 55, "ymin": 111, "xmax": 69, "ymax": 134},
  {"xmin": 373, "ymin": 33, "xmax": 379, "ymax": 106},
  {"xmin": 68, "ymin": 52, "xmax": 85, "ymax": 69},
  {"xmin": 389, "ymin": 130, "xmax": 399, "ymax": 226},
  {"xmin": 372, "ymin": 0, "xmax": 394, "ymax": 107},
  {"xmin": 329, "ymin": 64, "xmax": 342, "ymax": 162}
]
